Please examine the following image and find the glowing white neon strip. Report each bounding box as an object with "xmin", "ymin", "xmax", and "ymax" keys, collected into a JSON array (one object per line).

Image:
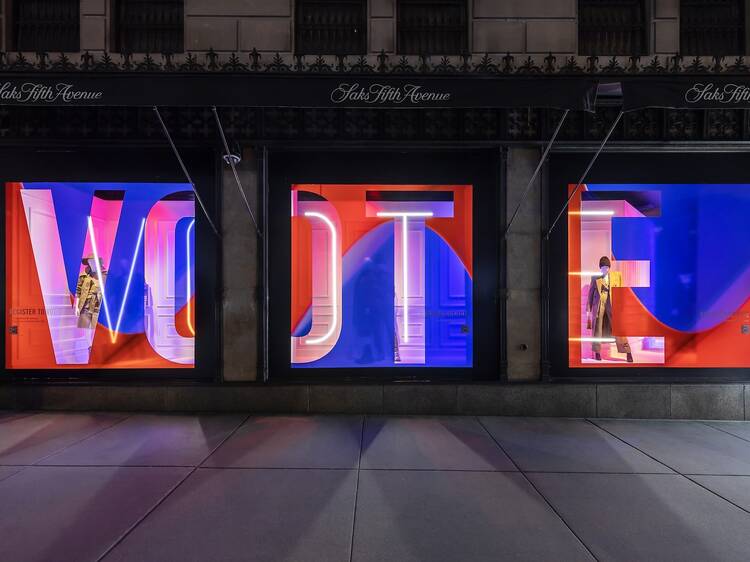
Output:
[
  {"xmin": 303, "ymin": 211, "xmax": 337, "ymax": 345},
  {"xmin": 569, "ymin": 271, "xmax": 606, "ymax": 276},
  {"xmin": 376, "ymin": 211, "xmax": 430, "ymax": 343},
  {"xmin": 402, "ymin": 215, "xmax": 409, "ymax": 342},
  {"xmin": 86, "ymin": 216, "xmax": 114, "ymax": 340},
  {"xmin": 186, "ymin": 219, "xmax": 196, "ymax": 336},
  {"xmin": 569, "ymin": 210, "xmax": 615, "ymax": 216},
  {"xmin": 376, "ymin": 211, "xmax": 434, "ymax": 218},
  {"xmin": 569, "ymin": 337, "xmax": 617, "ymax": 343},
  {"xmin": 111, "ymin": 218, "xmax": 146, "ymax": 343}
]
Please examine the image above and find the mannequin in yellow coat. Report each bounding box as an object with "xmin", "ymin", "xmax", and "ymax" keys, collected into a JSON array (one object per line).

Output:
[{"xmin": 586, "ymin": 256, "xmax": 633, "ymax": 362}]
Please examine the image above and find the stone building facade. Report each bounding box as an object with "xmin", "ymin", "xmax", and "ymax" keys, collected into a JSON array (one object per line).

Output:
[
  {"xmin": 0, "ymin": 1, "xmax": 749, "ymax": 418},
  {"xmin": 0, "ymin": 1, "xmax": 695, "ymax": 58}
]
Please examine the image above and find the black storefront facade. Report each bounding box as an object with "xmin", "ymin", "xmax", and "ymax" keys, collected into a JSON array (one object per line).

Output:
[{"xmin": 0, "ymin": 52, "xmax": 749, "ymax": 418}]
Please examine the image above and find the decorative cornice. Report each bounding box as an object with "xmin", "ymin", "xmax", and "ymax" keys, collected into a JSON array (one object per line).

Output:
[{"xmin": 3, "ymin": 50, "xmax": 750, "ymax": 76}]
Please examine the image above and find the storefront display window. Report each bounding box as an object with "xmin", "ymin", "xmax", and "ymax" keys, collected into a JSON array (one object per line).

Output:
[
  {"xmin": 568, "ymin": 183, "xmax": 750, "ymax": 368},
  {"xmin": 5, "ymin": 181, "xmax": 196, "ymax": 369},
  {"xmin": 290, "ymin": 183, "xmax": 473, "ymax": 368}
]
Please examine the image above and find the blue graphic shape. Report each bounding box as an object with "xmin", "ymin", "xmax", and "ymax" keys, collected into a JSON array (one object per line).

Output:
[
  {"xmin": 292, "ymin": 307, "xmax": 313, "ymax": 338},
  {"xmin": 425, "ymin": 228, "xmax": 472, "ymax": 367},
  {"xmin": 293, "ymin": 223, "xmax": 472, "ymax": 368},
  {"xmin": 587, "ymin": 184, "xmax": 750, "ymax": 332},
  {"xmin": 23, "ymin": 182, "xmax": 193, "ymax": 334}
]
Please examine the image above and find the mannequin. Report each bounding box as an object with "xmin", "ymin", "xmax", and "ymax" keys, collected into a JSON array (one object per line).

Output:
[
  {"xmin": 75, "ymin": 255, "xmax": 106, "ymax": 330},
  {"xmin": 586, "ymin": 256, "xmax": 633, "ymax": 362}
]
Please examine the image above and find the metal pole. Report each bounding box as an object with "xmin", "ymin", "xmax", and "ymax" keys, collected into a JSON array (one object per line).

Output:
[
  {"xmin": 545, "ymin": 110, "xmax": 623, "ymax": 240},
  {"xmin": 153, "ymin": 106, "xmax": 221, "ymax": 237},
  {"xmin": 261, "ymin": 146, "xmax": 270, "ymax": 382},
  {"xmin": 211, "ymin": 107, "xmax": 262, "ymax": 237},
  {"xmin": 504, "ymin": 109, "xmax": 569, "ymax": 239}
]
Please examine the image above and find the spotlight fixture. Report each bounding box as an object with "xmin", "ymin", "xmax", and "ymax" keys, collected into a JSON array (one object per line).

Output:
[{"xmin": 222, "ymin": 140, "xmax": 242, "ymax": 166}]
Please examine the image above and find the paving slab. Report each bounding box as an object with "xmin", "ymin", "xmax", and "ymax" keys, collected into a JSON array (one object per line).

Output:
[
  {"xmin": 690, "ymin": 475, "xmax": 750, "ymax": 513},
  {"xmin": 352, "ymin": 470, "xmax": 594, "ymax": 562},
  {"xmin": 594, "ymin": 419, "xmax": 750, "ymax": 475},
  {"xmin": 361, "ymin": 416, "xmax": 515, "ymax": 471},
  {"xmin": 480, "ymin": 417, "xmax": 672, "ymax": 473},
  {"xmin": 529, "ymin": 473, "xmax": 750, "ymax": 562},
  {"xmin": 39, "ymin": 414, "xmax": 245, "ymax": 466},
  {"xmin": 203, "ymin": 415, "xmax": 362, "ymax": 469},
  {"xmin": 104, "ymin": 468, "xmax": 357, "ymax": 562},
  {"xmin": 0, "ymin": 466, "xmax": 188, "ymax": 562},
  {"xmin": 704, "ymin": 421, "xmax": 750, "ymax": 443},
  {"xmin": 0, "ymin": 466, "xmax": 21, "ymax": 483},
  {"xmin": 0, "ymin": 412, "xmax": 126, "ymax": 465}
]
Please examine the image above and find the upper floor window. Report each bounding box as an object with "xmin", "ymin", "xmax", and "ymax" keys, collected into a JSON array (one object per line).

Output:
[
  {"xmin": 578, "ymin": 0, "xmax": 647, "ymax": 55},
  {"xmin": 114, "ymin": 0, "xmax": 184, "ymax": 53},
  {"xmin": 397, "ymin": 0, "xmax": 468, "ymax": 55},
  {"xmin": 680, "ymin": 0, "xmax": 745, "ymax": 55},
  {"xmin": 11, "ymin": 0, "xmax": 79, "ymax": 52},
  {"xmin": 295, "ymin": 0, "xmax": 366, "ymax": 55}
]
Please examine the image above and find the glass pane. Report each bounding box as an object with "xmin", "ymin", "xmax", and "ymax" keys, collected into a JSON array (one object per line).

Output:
[
  {"xmin": 290, "ymin": 183, "xmax": 473, "ymax": 368},
  {"xmin": 568, "ymin": 183, "xmax": 750, "ymax": 368},
  {"xmin": 5, "ymin": 181, "xmax": 196, "ymax": 369}
]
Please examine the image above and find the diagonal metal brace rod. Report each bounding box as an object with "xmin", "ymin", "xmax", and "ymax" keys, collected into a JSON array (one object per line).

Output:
[
  {"xmin": 504, "ymin": 109, "xmax": 569, "ymax": 239},
  {"xmin": 211, "ymin": 106, "xmax": 262, "ymax": 237},
  {"xmin": 544, "ymin": 110, "xmax": 623, "ymax": 241},
  {"xmin": 153, "ymin": 106, "xmax": 221, "ymax": 237}
]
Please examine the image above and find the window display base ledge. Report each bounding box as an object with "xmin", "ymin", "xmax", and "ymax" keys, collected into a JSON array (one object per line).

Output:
[{"xmin": 0, "ymin": 383, "xmax": 747, "ymax": 421}]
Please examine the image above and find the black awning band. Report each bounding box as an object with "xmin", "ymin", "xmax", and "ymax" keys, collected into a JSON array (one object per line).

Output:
[
  {"xmin": 622, "ymin": 77, "xmax": 750, "ymax": 110},
  {"xmin": 0, "ymin": 74, "xmax": 598, "ymax": 111}
]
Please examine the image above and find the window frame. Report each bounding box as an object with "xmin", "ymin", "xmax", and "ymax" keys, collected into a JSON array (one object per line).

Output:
[
  {"xmin": 0, "ymin": 146, "xmax": 221, "ymax": 382},
  {"xmin": 577, "ymin": 0, "xmax": 649, "ymax": 56},
  {"xmin": 679, "ymin": 0, "xmax": 748, "ymax": 56},
  {"xmin": 294, "ymin": 0, "xmax": 367, "ymax": 56},
  {"xmin": 112, "ymin": 0, "xmax": 185, "ymax": 54},
  {"xmin": 396, "ymin": 0, "xmax": 469, "ymax": 56},
  {"xmin": 8, "ymin": 0, "xmax": 80, "ymax": 53},
  {"xmin": 266, "ymin": 148, "xmax": 503, "ymax": 383},
  {"xmin": 546, "ymin": 151, "xmax": 750, "ymax": 383}
]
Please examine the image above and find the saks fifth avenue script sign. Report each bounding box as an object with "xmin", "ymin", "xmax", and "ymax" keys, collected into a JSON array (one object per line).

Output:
[
  {"xmin": 330, "ymin": 82, "xmax": 451, "ymax": 105},
  {"xmin": 0, "ymin": 81, "xmax": 103, "ymax": 103},
  {"xmin": 685, "ymin": 82, "xmax": 750, "ymax": 105}
]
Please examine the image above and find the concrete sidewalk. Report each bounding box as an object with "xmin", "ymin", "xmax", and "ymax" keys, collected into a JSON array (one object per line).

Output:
[{"xmin": 2, "ymin": 412, "xmax": 750, "ymax": 561}]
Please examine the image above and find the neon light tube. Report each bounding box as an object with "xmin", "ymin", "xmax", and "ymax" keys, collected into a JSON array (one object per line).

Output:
[
  {"xmin": 402, "ymin": 215, "xmax": 409, "ymax": 342},
  {"xmin": 375, "ymin": 210, "xmax": 434, "ymax": 344},
  {"xmin": 303, "ymin": 211, "xmax": 337, "ymax": 345},
  {"xmin": 86, "ymin": 216, "xmax": 114, "ymax": 339},
  {"xmin": 376, "ymin": 211, "xmax": 434, "ymax": 218},
  {"xmin": 111, "ymin": 217, "xmax": 146, "ymax": 343},
  {"xmin": 186, "ymin": 219, "xmax": 195, "ymax": 336},
  {"xmin": 569, "ymin": 210, "xmax": 615, "ymax": 216}
]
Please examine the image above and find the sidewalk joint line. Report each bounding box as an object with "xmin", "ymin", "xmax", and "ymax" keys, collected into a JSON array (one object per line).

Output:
[
  {"xmin": 95, "ymin": 413, "xmax": 252, "ymax": 562},
  {"xmin": 476, "ymin": 416, "xmax": 600, "ymax": 562}
]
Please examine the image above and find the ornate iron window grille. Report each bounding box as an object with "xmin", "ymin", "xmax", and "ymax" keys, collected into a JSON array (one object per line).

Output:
[
  {"xmin": 295, "ymin": 0, "xmax": 367, "ymax": 55},
  {"xmin": 114, "ymin": 0, "xmax": 184, "ymax": 54},
  {"xmin": 680, "ymin": 0, "xmax": 745, "ymax": 56},
  {"xmin": 578, "ymin": 0, "xmax": 647, "ymax": 56},
  {"xmin": 11, "ymin": 0, "xmax": 79, "ymax": 52},
  {"xmin": 397, "ymin": 0, "xmax": 468, "ymax": 55}
]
